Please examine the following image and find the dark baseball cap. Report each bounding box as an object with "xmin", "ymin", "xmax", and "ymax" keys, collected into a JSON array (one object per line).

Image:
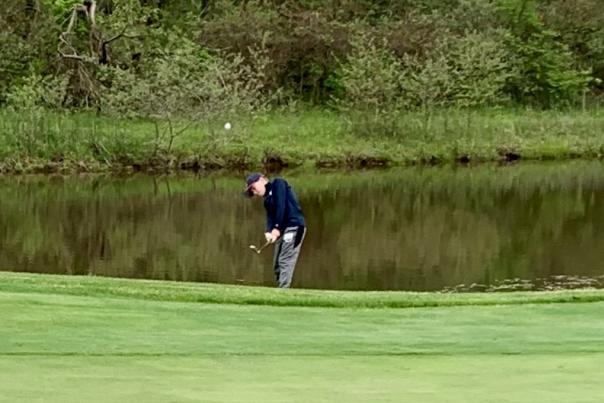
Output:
[{"xmin": 243, "ymin": 172, "xmax": 263, "ymax": 197}]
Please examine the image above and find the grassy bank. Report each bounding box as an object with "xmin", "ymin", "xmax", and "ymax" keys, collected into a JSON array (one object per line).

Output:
[
  {"xmin": 3, "ymin": 272, "xmax": 604, "ymax": 308},
  {"xmin": 1, "ymin": 273, "xmax": 604, "ymax": 402},
  {"xmin": 1, "ymin": 107, "xmax": 604, "ymax": 173}
]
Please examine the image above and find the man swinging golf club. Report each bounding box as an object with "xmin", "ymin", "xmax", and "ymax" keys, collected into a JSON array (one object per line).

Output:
[{"xmin": 244, "ymin": 173, "xmax": 306, "ymax": 288}]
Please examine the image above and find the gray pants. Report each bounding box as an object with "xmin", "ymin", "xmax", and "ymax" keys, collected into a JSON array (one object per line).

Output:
[{"xmin": 273, "ymin": 226, "xmax": 306, "ymax": 288}]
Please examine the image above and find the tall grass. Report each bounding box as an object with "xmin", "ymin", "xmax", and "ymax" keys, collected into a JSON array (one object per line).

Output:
[{"xmin": 1, "ymin": 107, "xmax": 604, "ymax": 173}]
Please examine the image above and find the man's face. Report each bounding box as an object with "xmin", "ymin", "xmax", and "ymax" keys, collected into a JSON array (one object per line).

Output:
[{"xmin": 250, "ymin": 177, "xmax": 268, "ymax": 197}]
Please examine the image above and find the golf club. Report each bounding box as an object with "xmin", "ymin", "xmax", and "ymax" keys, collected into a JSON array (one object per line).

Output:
[{"xmin": 249, "ymin": 239, "xmax": 271, "ymax": 254}]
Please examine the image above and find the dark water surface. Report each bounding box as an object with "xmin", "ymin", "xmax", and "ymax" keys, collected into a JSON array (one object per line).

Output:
[{"xmin": 1, "ymin": 161, "xmax": 604, "ymax": 291}]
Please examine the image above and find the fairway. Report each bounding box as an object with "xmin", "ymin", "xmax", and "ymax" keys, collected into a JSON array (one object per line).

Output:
[{"xmin": 1, "ymin": 275, "xmax": 603, "ymax": 402}]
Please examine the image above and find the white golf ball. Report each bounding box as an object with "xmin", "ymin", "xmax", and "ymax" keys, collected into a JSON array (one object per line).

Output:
[{"xmin": 224, "ymin": 122, "xmax": 232, "ymax": 130}]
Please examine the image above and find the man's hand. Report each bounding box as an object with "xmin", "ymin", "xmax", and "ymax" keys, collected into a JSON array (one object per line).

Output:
[{"xmin": 264, "ymin": 229, "xmax": 281, "ymax": 243}]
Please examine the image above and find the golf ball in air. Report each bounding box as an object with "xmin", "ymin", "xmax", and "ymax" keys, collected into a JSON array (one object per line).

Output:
[{"xmin": 224, "ymin": 122, "xmax": 232, "ymax": 130}]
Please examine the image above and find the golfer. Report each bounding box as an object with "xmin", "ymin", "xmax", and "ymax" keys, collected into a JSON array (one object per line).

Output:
[{"xmin": 244, "ymin": 173, "xmax": 306, "ymax": 288}]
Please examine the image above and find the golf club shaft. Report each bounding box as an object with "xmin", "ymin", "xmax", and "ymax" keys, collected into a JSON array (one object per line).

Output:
[{"xmin": 257, "ymin": 240, "xmax": 271, "ymax": 253}]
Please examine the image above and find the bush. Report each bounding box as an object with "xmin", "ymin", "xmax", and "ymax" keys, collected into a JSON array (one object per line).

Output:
[
  {"xmin": 199, "ymin": 0, "xmax": 350, "ymax": 104},
  {"xmin": 0, "ymin": 0, "xmax": 59, "ymax": 104},
  {"xmin": 0, "ymin": 33, "xmax": 35, "ymax": 103},
  {"xmin": 333, "ymin": 33, "xmax": 405, "ymax": 138},
  {"xmin": 99, "ymin": 31, "xmax": 272, "ymax": 120},
  {"xmin": 6, "ymin": 74, "xmax": 70, "ymax": 109},
  {"xmin": 498, "ymin": 0, "xmax": 592, "ymax": 107},
  {"xmin": 335, "ymin": 34, "xmax": 402, "ymax": 113},
  {"xmin": 400, "ymin": 30, "xmax": 512, "ymax": 109},
  {"xmin": 540, "ymin": 0, "xmax": 604, "ymax": 95}
]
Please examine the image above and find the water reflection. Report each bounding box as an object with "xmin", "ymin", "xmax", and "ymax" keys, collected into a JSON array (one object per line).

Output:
[{"xmin": 1, "ymin": 161, "xmax": 604, "ymax": 291}]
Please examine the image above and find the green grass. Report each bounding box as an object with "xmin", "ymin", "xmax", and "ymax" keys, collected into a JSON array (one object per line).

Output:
[
  {"xmin": 1, "ymin": 107, "xmax": 604, "ymax": 173},
  {"xmin": 3, "ymin": 272, "xmax": 604, "ymax": 308},
  {"xmin": 1, "ymin": 273, "xmax": 604, "ymax": 402}
]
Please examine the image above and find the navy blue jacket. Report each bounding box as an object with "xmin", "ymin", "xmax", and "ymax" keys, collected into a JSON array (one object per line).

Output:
[{"xmin": 264, "ymin": 178, "xmax": 305, "ymax": 232}]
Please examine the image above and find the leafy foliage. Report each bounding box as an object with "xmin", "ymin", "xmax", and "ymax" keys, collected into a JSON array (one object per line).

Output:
[
  {"xmin": 498, "ymin": 0, "xmax": 592, "ymax": 107},
  {"xmin": 0, "ymin": 0, "xmax": 602, "ymax": 113}
]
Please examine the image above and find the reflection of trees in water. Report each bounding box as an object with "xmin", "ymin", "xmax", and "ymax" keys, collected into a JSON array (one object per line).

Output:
[
  {"xmin": 0, "ymin": 175, "xmax": 263, "ymax": 284},
  {"xmin": 301, "ymin": 192, "xmax": 501, "ymax": 290},
  {"xmin": 0, "ymin": 162, "xmax": 604, "ymax": 290}
]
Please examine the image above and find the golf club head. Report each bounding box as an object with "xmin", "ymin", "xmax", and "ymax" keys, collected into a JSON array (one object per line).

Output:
[{"xmin": 249, "ymin": 240, "xmax": 271, "ymax": 254}]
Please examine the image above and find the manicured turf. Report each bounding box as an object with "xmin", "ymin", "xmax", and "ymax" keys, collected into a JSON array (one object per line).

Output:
[
  {"xmin": 2, "ymin": 272, "xmax": 604, "ymax": 308},
  {"xmin": 1, "ymin": 273, "xmax": 603, "ymax": 402}
]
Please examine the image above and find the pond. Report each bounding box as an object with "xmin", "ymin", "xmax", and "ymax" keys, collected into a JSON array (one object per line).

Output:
[{"xmin": 1, "ymin": 161, "xmax": 604, "ymax": 292}]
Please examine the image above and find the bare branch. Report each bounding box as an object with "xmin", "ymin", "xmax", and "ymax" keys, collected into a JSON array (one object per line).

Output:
[
  {"xmin": 86, "ymin": 0, "xmax": 97, "ymax": 27},
  {"xmin": 65, "ymin": 6, "xmax": 79, "ymax": 34},
  {"xmin": 61, "ymin": 2, "xmax": 90, "ymax": 61},
  {"xmin": 58, "ymin": 33, "xmax": 80, "ymax": 59},
  {"xmin": 104, "ymin": 26, "xmax": 129, "ymax": 46},
  {"xmin": 58, "ymin": 51, "xmax": 85, "ymax": 61}
]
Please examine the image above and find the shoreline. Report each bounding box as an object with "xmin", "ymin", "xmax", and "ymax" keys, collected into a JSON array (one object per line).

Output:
[{"xmin": 1, "ymin": 108, "xmax": 603, "ymax": 174}]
